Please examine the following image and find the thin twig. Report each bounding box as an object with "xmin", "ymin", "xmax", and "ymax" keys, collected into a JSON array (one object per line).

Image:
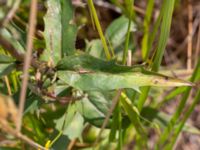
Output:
[
  {"xmin": 93, "ymin": 0, "xmax": 121, "ymax": 13},
  {"xmin": 16, "ymin": 0, "xmax": 38, "ymax": 132},
  {"xmin": 187, "ymin": 0, "xmax": 193, "ymax": 70},
  {"xmin": 195, "ymin": 23, "xmax": 200, "ymax": 66},
  {"xmin": 174, "ymin": 14, "xmax": 200, "ymax": 56},
  {"xmin": 133, "ymin": 5, "xmax": 146, "ymax": 16},
  {"xmin": 1, "ymin": 0, "xmax": 21, "ymax": 27},
  {"xmin": 92, "ymin": 0, "xmax": 145, "ymax": 15},
  {"xmin": 93, "ymin": 89, "xmax": 122, "ymax": 146}
]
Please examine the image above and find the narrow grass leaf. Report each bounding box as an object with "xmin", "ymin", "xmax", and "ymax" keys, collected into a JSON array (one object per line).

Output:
[
  {"xmin": 151, "ymin": 0, "xmax": 175, "ymax": 71},
  {"xmin": 166, "ymin": 89, "xmax": 200, "ymax": 150},
  {"xmin": 122, "ymin": 0, "xmax": 134, "ymax": 64},
  {"xmin": 137, "ymin": 0, "xmax": 176, "ymax": 112},
  {"xmin": 0, "ymin": 63, "xmax": 16, "ymax": 77},
  {"xmin": 0, "ymin": 54, "xmax": 15, "ymax": 63},
  {"xmin": 87, "ymin": 0, "xmax": 111, "ymax": 60},
  {"xmin": 141, "ymin": 0, "xmax": 154, "ymax": 60},
  {"xmin": 120, "ymin": 92, "xmax": 145, "ymax": 136},
  {"xmin": 157, "ymin": 58, "xmax": 200, "ymax": 149}
]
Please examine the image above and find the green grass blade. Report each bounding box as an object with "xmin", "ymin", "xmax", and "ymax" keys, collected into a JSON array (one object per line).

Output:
[
  {"xmin": 157, "ymin": 87, "xmax": 187, "ymax": 108},
  {"xmin": 137, "ymin": 0, "xmax": 176, "ymax": 112},
  {"xmin": 141, "ymin": 0, "xmax": 154, "ymax": 60},
  {"xmin": 165, "ymin": 88, "xmax": 200, "ymax": 150},
  {"xmin": 109, "ymin": 104, "xmax": 120, "ymax": 142},
  {"xmin": 151, "ymin": 0, "xmax": 175, "ymax": 71},
  {"xmin": 120, "ymin": 92, "xmax": 146, "ymax": 135},
  {"xmin": 137, "ymin": 86, "xmax": 150, "ymax": 112},
  {"xmin": 87, "ymin": 0, "xmax": 111, "ymax": 60},
  {"xmin": 157, "ymin": 58, "xmax": 200, "ymax": 149},
  {"xmin": 122, "ymin": 0, "xmax": 134, "ymax": 64},
  {"xmin": 147, "ymin": 4, "xmax": 165, "ymax": 59}
]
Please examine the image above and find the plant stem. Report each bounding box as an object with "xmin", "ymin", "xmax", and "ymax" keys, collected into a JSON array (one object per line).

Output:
[
  {"xmin": 122, "ymin": 0, "xmax": 134, "ymax": 65},
  {"xmin": 141, "ymin": 0, "xmax": 154, "ymax": 60},
  {"xmin": 17, "ymin": 0, "xmax": 38, "ymax": 132},
  {"xmin": 137, "ymin": 0, "xmax": 175, "ymax": 112},
  {"xmin": 87, "ymin": 0, "xmax": 111, "ymax": 60}
]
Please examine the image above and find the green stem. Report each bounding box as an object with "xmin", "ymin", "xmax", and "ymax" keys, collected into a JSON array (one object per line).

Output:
[
  {"xmin": 49, "ymin": 131, "xmax": 63, "ymax": 147},
  {"xmin": 137, "ymin": 0, "xmax": 175, "ymax": 112},
  {"xmin": 141, "ymin": 0, "xmax": 154, "ymax": 60},
  {"xmin": 122, "ymin": 0, "xmax": 134, "ymax": 65},
  {"xmin": 87, "ymin": 0, "xmax": 111, "ymax": 60}
]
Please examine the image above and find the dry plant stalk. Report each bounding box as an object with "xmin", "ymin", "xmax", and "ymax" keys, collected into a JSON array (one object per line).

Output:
[
  {"xmin": 93, "ymin": 89, "xmax": 122, "ymax": 146},
  {"xmin": 187, "ymin": 0, "xmax": 193, "ymax": 70},
  {"xmin": 195, "ymin": 23, "xmax": 200, "ymax": 66},
  {"xmin": 17, "ymin": 0, "xmax": 38, "ymax": 132}
]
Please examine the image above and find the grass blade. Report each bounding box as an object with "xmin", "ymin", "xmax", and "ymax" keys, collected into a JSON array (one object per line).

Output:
[
  {"xmin": 156, "ymin": 58, "xmax": 200, "ymax": 149},
  {"xmin": 122, "ymin": 0, "xmax": 134, "ymax": 64},
  {"xmin": 137, "ymin": 0, "xmax": 176, "ymax": 111},
  {"xmin": 141, "ymin": 0, "xmax": 154, "ymax": 60},
  {"xmin": 87, "ymin": 0, "xmax": 111, "ymax": 60}
]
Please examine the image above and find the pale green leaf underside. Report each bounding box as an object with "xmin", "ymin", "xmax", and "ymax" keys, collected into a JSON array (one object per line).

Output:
[{"xmin": 58, "ymin": 70, "xmax": 192, "ymax": 92}]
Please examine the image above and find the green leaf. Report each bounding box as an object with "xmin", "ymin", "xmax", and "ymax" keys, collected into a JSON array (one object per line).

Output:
[
  {"xmin": 41, "ymin": 0, "xmax": 77, "ymax": 65},
  {"xmin": 57, "ymin": 53, "xmax": 136, "ymax": 73},
  {"xmin": 0, "ymin": 54, "xmax": 15, "ymax": 63},
  {"xmin": 61, "ymin": 0, "xmax": 77, "ymax": 56},
  {"xmin": 57, "ymin": 54, "xmax": 192, "ymax": 91},
  {"xmin": 0, "ymin": 63, "xmax": 15, "ymax": 77},
  {"xmin": 51, "ymin": 134, "xmax": 70, "ymax": 150},
  {"xmin": 137, "ymin": 0, "xmax": 176, "ymax": 113},
  {"xmin": 10, "ymin": 21, "xmax": 27, "ymax": 49},
  {"xmin": 120, "ymin": 92, "xmax": 145, "ymax": 135},
  {"xmin": 76, "ymin": 91, "xmax": 130, "ymax": 128},
  {"xmin": 76, "ymin": 93, "xmax": 108, "ymax": 125},
  {"xmin": 63, "ymin": 112, "xmax": 84, "ymax": 139},
  {"xmin": 85, "ymin": 39, "xmax": 104, "ymax": 58},
  {"xmin": 23, "ymin": 113, "xmax": 48, "ymax": 145},
  {"xmin": 0, "ymin": 28, "xmax": 25, "ymax": 53},
  {"xmin": 55, "ymin": 104, "xmax": 84, "ymax": 139},
  {"xmin": 141, "ymin": 0, "xmax": 154, "ymax": 60},
  {"xmin": 41, "ymin": 0, "xmax": 62, "ymax": 64},
  {"xmin": 152, "ymin": 0, "xmax": 175, "ymax": 71},
  {"xmin": 58, "ymin": 70, "xmax": 192, "ymax": 92},
  {"xmin": 76, "ymin": 91, "xmax": 110, "ymax": 127},
  {"xmin": 105, "ymin": 15, "xmax": 136, "ymax": 49}
]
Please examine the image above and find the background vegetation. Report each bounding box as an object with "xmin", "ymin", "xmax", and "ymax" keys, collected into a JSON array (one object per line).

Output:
[{"xmin": 0, "ymin": 0, "xmax": 199, "ymax": 149}]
